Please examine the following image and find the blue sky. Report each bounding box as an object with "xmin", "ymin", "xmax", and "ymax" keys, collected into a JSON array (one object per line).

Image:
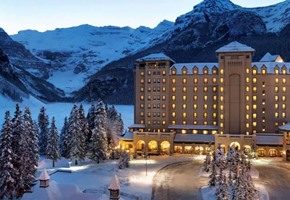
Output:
[{"xmin": 0, "ymin": 0, "xmax": 284, "ymax": 35}]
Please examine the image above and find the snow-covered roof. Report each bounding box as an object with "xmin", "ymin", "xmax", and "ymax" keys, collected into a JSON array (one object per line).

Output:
[
  {"xmin": 39, "ymin": 168, "xmax": 50, "ymax": 180},
  {"xmin": 256, "ymin": 134, "xmax": 283, "ymax": 145},
  {"xmin": 252, "ymin": 62, "xmax": 290, "ymax": 73},
  {"xmin": 168, "ymin": 124, "xmax": 218, "ymax": 130},
  {"xmin": 108, "ymin": 175, "xmax": 120, "ymax": 190},
  {"xmin": 260, "ymin": 52, "xmax": 283, "ymax": 62},
  {"xmin": 171, "ymin": 63, "xmax": 217, "ymax": 74},
  {"xmin": 118, "ymin": 132, "xmax": 133, "ymax": 141},
  {"xmin": 22, "ymin": 181, "xmax": 98, "ymax": 200},
  {"xmin": 279, "ymin": 122, "xmax": 290, "ymax": 131},
  {"xmin": 216, "ymin": 41, "xmax": 255, "ymax": 53},
  {"xmin": 136, "ymin": 53, "xmax": 175, "ymax": 62},
  {"xmin": 174, "ymin": 134, "xmax": 215, "ymax": 143},
  {"xmin": 128, "ymin": 124, "xmax": 146, "ymax": 128}
]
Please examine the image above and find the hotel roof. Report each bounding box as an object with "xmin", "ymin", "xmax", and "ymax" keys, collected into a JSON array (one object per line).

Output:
[
  {"xmin": 136, "ymin": 53, "xmax": 175, "ymax": 62},
  {"xmin": 216, "ymin": 41, "xmax": 255, "ymax": 53}
]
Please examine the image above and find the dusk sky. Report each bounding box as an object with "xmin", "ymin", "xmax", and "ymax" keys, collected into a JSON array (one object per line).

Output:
[{"xmin": 0, "ymin": 0, "xmax": 284, "ymax": 35}]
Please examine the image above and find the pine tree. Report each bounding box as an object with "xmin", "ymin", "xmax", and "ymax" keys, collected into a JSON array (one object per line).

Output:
[
  {"xmin": 203, "ymin": 151, "xmax": 211, "ymax": 172},
  {"xmin": 38, "ymin": 106, "xmax": 49, "ymax": 155},
  {"xmin": 46, "ymin": 117, "xmax": 60, "ymax": 167},
  {"xmin": 0, "ymin": 111, "xmax": 17, "ymax": 199},
  {"xmin": 118, "ymin": 151, "xmax": 130, "ymax": 169},
  {"xmin": 79, "ymin": 104, "xmax": 89, "ymax": 154},
  {"xmin": 86, "ymin": 102, "xmax": 96, "ymax": 144},
  {"xmin": 90, "ymin": 99, "xmax": 108, "ymax": 162},
  {"xmin": 68, "ymin": 105, "xmax": 87, "ymax": 165},
  {"xmin": 60, "ymin": 117, "xmax": 70, "ymax": 158},
  {"xmin": 209, "ymin": 153, "xmax": 217, "ymax": 186},
  {"xmin": 23, "ymin": 107, "xmax": 39, "ymax": 190},
  {"xmin": 216, "ymin": 174, "xmax": 229, "ymax": 200},
  {"xmin": 11, "ymin": 104, "xmax": 27, "ymax": 197}
]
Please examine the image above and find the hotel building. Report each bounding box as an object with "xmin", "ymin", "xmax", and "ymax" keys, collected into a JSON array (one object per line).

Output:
[{"xmin": 119, "ymin": 41, "xmax": 290, "ymax": 160}]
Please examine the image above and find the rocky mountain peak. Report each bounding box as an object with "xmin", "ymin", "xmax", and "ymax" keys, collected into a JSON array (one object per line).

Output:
[{"xmin": 193, "ymin": 0, "xmax": 240, "ymax": 14}]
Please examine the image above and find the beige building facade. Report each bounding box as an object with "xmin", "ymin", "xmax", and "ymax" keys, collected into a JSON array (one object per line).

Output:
[{"xmin": 120, "ymin": 41, "xmax": 290, "ymax": 157}]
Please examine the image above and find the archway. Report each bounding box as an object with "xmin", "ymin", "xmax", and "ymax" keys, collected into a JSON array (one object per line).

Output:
[
  {"xmin": 184, "ymin": 146, "xmax": 193, "ymax": 154},
  {"xmin": 148, "ymin": 140, "xmax": 158, "ymax": 153},
  {"xmin": 269, "ymin": 149, "xmax": 278, "ymax": 157},
  {"xmin": 257, "ymin": 148, "xmax": 266, "ymax": 157},
  {"xmin": 160, "ymin": 141, "xmax": 170, "ymax": 154},
  {"xmin": 174, "ymin": 145, "xmax": 182, "ymax": 153},
  {"xmin": 195, "ymin": 146, "xmax": 204, "ymax": 155},
  {"xmin": 136, "ymin": 140, "xmax": 145, "ymax": 151},
  {"xmin": 230, "ymin": 142, "xmax": 241, "ymax": 151}
]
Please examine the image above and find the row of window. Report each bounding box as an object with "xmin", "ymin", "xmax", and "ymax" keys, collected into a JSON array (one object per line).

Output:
[{"xmin": 140, "ymin": 70, "xmax": 167, "ymax": 76}]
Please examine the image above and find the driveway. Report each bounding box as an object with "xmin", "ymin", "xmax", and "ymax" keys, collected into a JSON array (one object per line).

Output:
[{"xmin": 151, "ymin": 158, "xmax": 207, "ymax": 200}]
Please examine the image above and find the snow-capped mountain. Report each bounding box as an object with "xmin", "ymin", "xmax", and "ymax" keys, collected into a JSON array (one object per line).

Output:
[
  {"xmin": 11, "ymin": 21, "xmax": 174, "ymax": 93},
  {"xmin": 7, "ymin": 0, "xmax": 290, "ymax": 104}
]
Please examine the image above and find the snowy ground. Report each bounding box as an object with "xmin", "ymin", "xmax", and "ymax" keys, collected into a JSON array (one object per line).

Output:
[
  {"xmin": 0, "ymin": 95, "xmax": 134, "ymax": 132},
  {"xmin": 36, "ymin": 155, "xmax": 199, "ymax": 200}
]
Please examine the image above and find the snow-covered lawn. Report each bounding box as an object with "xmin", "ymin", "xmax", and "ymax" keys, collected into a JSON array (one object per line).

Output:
[{"xmin": 36, "ymin": 155, "xmax": 200, "ymax": 200}]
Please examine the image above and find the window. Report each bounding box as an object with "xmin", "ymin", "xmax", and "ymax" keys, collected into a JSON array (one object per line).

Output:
[
  {"xmin": 203, "ymin": 67, "xmax": 208, "ymax": 74},
  {"xmin": 182, "ymin": 78, "xmax": 187, "ymax": 84},
  {"xmin": 253, "ymin": 78, "xmax": 257, "ymax": 84},
  {"xmin": 140, "ymin": 104, "xmax": 144, "ymax": 108},
  {"xmin": 275, "ymin": 86, "xmax": 279, "ymax": 92},
  {"xmin": 193, "ymin": 104, "xmax": 197, "ymax": 109},
  {"xmin": 182, "ymin": 104, "xmax": 186, "ymax": 109},
  {"xmin": 183, "ymin": 87, "xmax": 187, "ymax": 93},
  {"xmin": 193, "ymin": 95, "xmax": 198, "ymax": 101},
  {"xmin": 246, "ymin": 114, "xmax": 249, "ymax": 120},
  {"xmin": 220, "ymin": 105, "xmax": 224, "ymax": 111},
  {"xmin": 253, "ymin": 68, "xmax": 257, "ymax": 75},
  {"xmin": 253, "ymin": 113, "xmax": 257, "ymax": 119},
  {"xmin": 204, "ymin": 87, "xmax": 208, "ymax": 92},
  {"xmin": 252, "ymin": 87, "xmax": 257, "ymax": 92},
  {"xmin": 253, "ymin": 104, "xmax": 257, "ymax": 110},
  {"xmin": 172, "ymin": 87, "xmax": 176, "ymax": 92},
  {"xmin": 162, "ymin": 104, "xmax": 166, "ymax": 109},
  {"xmin": 283, "ymin": 78, "xmax": 286, "ymax": 84},
  {"xmin": 204, "ymin": 78, "xmax": 208, "ymax": 84},
  {"xmin": 141, "ymin": 79, "xmax": 144, "ymax": 84},
  {"xmin": 246, "ymin": 68, "xmax": 250, "ymax": 74},
  {"xmin": 162, "ymin": 95, "xmax": 166, "ymax": 100},
  {"xmin": 220, "ymin": 87, "xmax": 224, "ymax": 92},
  {"xmin": 148, "ymin": 70, "xmax": 151, "ymax": 75},
  {"xmin": 204, "ymin": 104, "xmax": 208, "ymax": 110},
  {"xmin": 172, "ymin": 112, "xmax": 176, "ymax": 117},
  {"xmin": 194, "ymin": 87, "xmax": 198, "ymax": 92},
  {"xmin": 275, "ymin": 78, "xmax": 279, "ymax": 84},
  {"xmin": 140, "ymin": 87, "xmax": 144, "ymax": 92},
  {"xmin": 140, "ymin": 96, "xmax": 144, "ymax": 100},
  {"xmin": 194, "ymin": 78, "xmax": 198, "ymax": 84},
  {"xmin": 204, "ymin": 96, "xmax": 208, "ymax": 101},
  {"xmin": 220, "ymin": 69, "xmax": 224, "ymax": 75},
  {"xmin": 140, "ymin": 112, "xmax": 144, "ymax": 117},
  {"xmin": 220, "ymin": 78, "xmax": 224, "ymax": 83},
  {"xmin": 172, "ymin": 78, "xmax": 176, "ymax": 84},
  {"xmin": 183, "ymin": 112, "xmax": 187, "ymax": 118},
  {"xmin": 182, "ymin": 67, "xmax": 187, "ymax": 75},
  {"xmin": 172, "ymin": 104, "xmax": 176, "ymax": 109},
  {"xmin": 262, "ymin": 68, "xmax": 266, "ymax": 75},
  {"xmin": 162, "ymin": 78, "xmax": 166, "ymax": 83},
  {"xmin": 246, "ymin": 96, "xmax": 250, "ymax": 101},
  {"xmin": 162, "ymin": 70, "xmax": 166, "ymax": 75},
  {"xmin": 212, "ymin": 78, "xmax": 217, "ymax": 84},
  {"xmin": 183, "ymin": 95, "xmax": 187, "ymax": 101},
  {"xmin": 220, "ymin": 96, "xmax": 224, "ymax": 102},
  {"xmin": 283, "ymin": 87, "xmax": 286, "ymax": 93},
  {"xmin": 172, "ymin": 96, "xmax": 176, "ymax": 101},
  {"xmin": 253, "ymin": 96, "xmax": 257, "ymax": 101},
  {"xmin": 148, "ymin": 78, "xmax": 151, "ymax": 84},
  {"xmin": 213, "ymin": 87, "xmax": 217, "ymax": 92}
]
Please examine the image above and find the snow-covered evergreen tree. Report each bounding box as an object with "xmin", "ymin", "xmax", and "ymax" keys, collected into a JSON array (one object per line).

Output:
[
  {"xmin": 118, "ymin": 151, "xmax": 130, "ymax": 169},
  {"xmin": 215, "ymin": 143, "xmax": 225, "ymax": 169},
  {"xmin": 38, "ymin": 106, "xmax": 49, "ymax": 155},
  {"xmin": 46, "ymin": 117, "xmax": 60, "ymax": 167},
  {"xmin": 68, "ymin": 104, "xmax": 87, "ymax": 165},
  {"xmin": 216, "ymin": 174, "xmax": 229, "ymax": 200},
  {"xmin": 0, "ymin": 111, "xmax": 17, "ymax": 199},
  {"xmin": 11, "ymin": 104, "xmax": 27, "ymax": 197},
  {"xmin": 86, "ymin": 102, "xmax": 96, "ymax": 144},
  {"xmin": 79, "ymin": 104, "xmax": 89, "ymax": 154},
  {"xmin": 90, "ymin": 99, "xmax": 108, "ymax": 162},
  {"xmin": 60, "ymin": 117, "xmax": 70, "ymax": 158},
  {"xmin": 209, "ymin": 153, "xmax": 218, "ymax": 186},
  {"xmin": 203, "ymin": 151, "xmax": 211, "ymax": 172},
  {"xmin": 23, "ymin": 107, "xmax": 39, "ymax": 189}
]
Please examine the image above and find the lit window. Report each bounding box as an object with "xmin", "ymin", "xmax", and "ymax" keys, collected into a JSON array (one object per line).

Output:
[
  {"xmin": 253, "ymin": 69, "xmax": 257, "ymax": 75},
  {"xmin": 220, "ymin": 105, "xmax": 224, "ymax": 111},
  {"xmin": 213, "ymin": 113, "xmax": 217, "ymax": 118},
  {"xmin": 162, "ymin": 113, "xmax": 166, "ymax": 117},
  {"xmin": 283, "ymin": 78, "xmax": 286, "ymax": 84},
  {"xmin": 140, "ymin": 96, "xmax": 144, "ymax": 100},
  {"xmin": 204, "ymin": 96, "xmax": 208, "ymax": 101},
  {"xmin": 162, "ymin": 87, "xmax": 166, "ymax": 92},
  {"xmin": 282, "ymin": 68, "xmax": 287, "ymax": 75},
  {"xmin": 275, "ymin": 68, "xmax": 279, "ymax": 75},
  {"xmin": 246, "ymin": 96, "xmax": 250, "ymax": 101},
  {"xmin": 246, "ymin": 105, "xmax": 250, "ymax": 111},
  {"xmin": 140, "ymin": 112, "xmax": 144, "ymax": 117},
  {"xmin": 253, "ymin": 113, "xmax": 257, "ymax": 119},
  {"xmin": 204, "ymin": 104, "xmax": 208, "ymax": 109},
  {"xmin": 182, "ymin": 68, "xmax": 187, "ymax": 75},
  {"xmin": 141, "ymin": 79, "xmax": 144, "ymax": 84},
  {"xmin": 193, "ymin": 130, "xmax": 198, "ymax": 134},
  {"xmin": 162, "ymin": 70, "xmax": 166, "ymax": 75},
  {"xmin": 246, "ymin": 114, "xmax": 249, "ymax": 120},
  {"xmin": 194, "ymin": 95, "xmax": 198, "ymax": 101},
  {"xmin": 220, "ymin": 87, "xmax": 224, "ymax": 92},
  {"xmin": 262, "ymin": 68, "xmax": 266, "ymax": 75},
  {"xmin": 283, "ymin": 87, "xmax": 286, "ymax": 93},
  {"xmin": 204, "ymin": 78, "xmax": 208, "ymax": 84},
  {"xmin": 213, "ymin": 104, "xmax": 217, "ymax": 110},
  {"xmin": 246, "ymin": 77, "xmax": 250, "ymax": 83},
  {"xmin": 262, "ymin": 82, "xmax": 266, "ymax": 87},
  {"xmin": 182, "ymin": 121, "xmax": 187, "ymax": 125},
  {"xmin": 172, "ymin": 120, "xmax": 176, "ymax": 125},
  {"xmin": 162, "ymin": 121, "xmax": 166, "ymax": 125},
  {"xmin": 194, "ymin": 78, "xmax": 198, "ymax": 84},
  {"xmin": 181, "ymin": 129, "xmax": 187, "ymax": 134},
  {"xmin": 183, "ymin": 112, "xmax": 187, "ymax": 118},
  {"xmin": 253, "ymin": 104, "xmax": 257, "ymax": 110},
  {"xmin": 220, "ymin": 78, "xmax": 224, "ymax": 83},
  {"xmin": 203, "ymin": 68, "xmax": 208, "ymax": 74},
  {"xmin": 220, "ymin": 122, "xmax": 224, "ymax": 128},
  {"xmin": 213, "ymin": 87, "xmax": 217, "ymax": 92},
  {"xmin": 246, "ymin": 68, "xmax": 250, "ymax": 74},
  {"xmin": 203, "ymin": 130, "xmax": 208, "ymax": 134},
  {"xmin": 220, "ymin": 114, "xmax": 224, "ymax": 120},
  {"xmin": 194, "ymin": 87, "xmax": 198, "ymax": 92},
  {"xmin": 253, "ymin": 122, "xmax": 257, "ymax": 127},
  {"xmin": 252, "ymin": 78, "xmax": 257, "ymax": 84},
  {"xmin": 183, "ymin": 95, "xmax": 187, "ymax": 101},
  {"xmin": 283, "ymin": 104, "xmax": 286, "ymax": 110},
  {"xmin": 140, "ymin": 104, "xmax": 144, "ymax": 108},
  {"xmin": 213, "ymin": 96, "xmax": 217, "ymax": 101},
  {"xmin": 253, "ymin": 96, "xmax": 257, "ymax": 101},
  {"xmin": 212, "ymin": 78, "xmax": 217, "ymax": 83},
  {"xmin": 148, "ymin": 71, "xmax": 151, "ymax": 75},
  {"xmin": 275, "ymin": 78, "xmax": 279, "ymax": 84},
  {"xmin": 275, "ymin": 87, "xmax": 279, "ymax": 92},
  {"xmin": 172, "ymin": 69, "xmax": 176, "ymax": 75},
  {"xmin": 172, "ymin": 78, "xmax": 176, "ymax": 84},
  {"xmin": 162, "ymin": 104, "xmax": 166, "ymax": 109},
  {"xmin": 172, "ymin": 87, "xmax": 176, "ymax": 92},
  {"xmin": 283, "ymin": 96, "xmax": 286, "ymax": 101},
  {"xmin": 172, "ymin": 112, "xmax": 176, "ymax": 117},
  {"xmin": 283, "ymin": 112, "xmax": 286, "ymax": 118},
  {"xmin": 262, "ymin": 90, "xmax": 265, "ymax": 96},
  {"xmin": 182, "ymin": 78, "xmax": 187, "ymax": 84},
  {"xmin": 212, "ymin": 130, "xmax": 217, "ymax": 134},
  {"xmin": 253, "ymin": 87, "xmax": 257, "ymax": 92},
  {"xmin": 193, "ymin": 113, "xmax": 198, "ymax": 118},
  {"xmin": 262, "ymin": 99, "xmax": 265, "ymax": 105},
  {"xmin": 193, "ymin": 68, "xmax": 198, "ymax": 74},
  {"xmin": 204, "ymin": 113, "xmax": 207, "ymax": 118},
  {"xmin": 275, "ymin": 122, "xmax": 279, "ymax": 127},
  {"xmin": 275, "ymin": 104, "xmax": 279, "ymax": 109},
  {"xmin": 204, "ymin": 87, "xmax": 208, "ymax": 92},
  {"xmin": 220, "ymin": 69, "xmax": 224, "ymax": 75},
  {"xmin": 275, "ymin": 95, "xmax": 279, "ymax": 101},
  {"xmin": 262, "ymin": 117, "xmax": 265, "ymax": 123},
  {"xmin": 275, "ymin": 112, "xmax": 279, "ymax": 118},
  {"xmin": 246, "ymin": 123, "xmax": 249, "ymax": 128},
  {"xmin": 172, "ymin": 96, "xmax": 176, "ymax": 101},
  {"xmin": 183, "ymin": 87, "xmax": 187, "ymax": 93},
  {"xmin": 183, "ymin": 104, "xmax": 186, "ymax": 109},
  {"xmin": 140, "ymin": 71, "xmax": 144, "ymax": 76},
  {"xmin": 141, "ymin": 120, "xmax": 144, "ymax": 124},
  {"xmin": 162, "ymin": 78, "xmax": 166, "ymax": 83},
  {"xmin": 140, "ymin": 87, "xmax": 144, "ymax": 92},
  {"xmin": 162, "ymin": 95, "xmax": 166, "ymax": 100},
  {"xmin": 220, "ymin": 96, "xmax": 224, "ymax": 102},
  {"xmin": 193, "ymin": 104, "xmax": 197, "ymax": 109}
]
